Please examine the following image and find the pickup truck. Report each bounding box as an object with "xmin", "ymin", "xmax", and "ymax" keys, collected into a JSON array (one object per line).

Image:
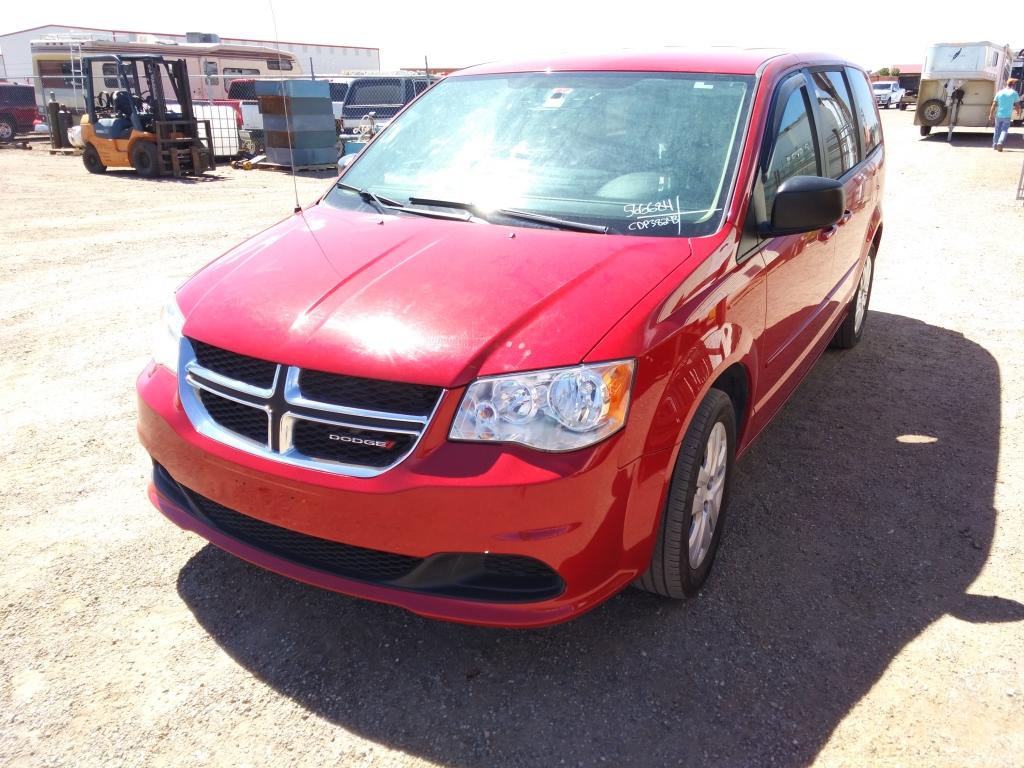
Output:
[{"xmin": 872, "ymin": 80, "xmax": 907, "ymax": 110}]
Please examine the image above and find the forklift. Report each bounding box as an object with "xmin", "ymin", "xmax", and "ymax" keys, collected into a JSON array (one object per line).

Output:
[{"xmin": 80, "ymin": 55, "xmax": 214, "ymax": 177}]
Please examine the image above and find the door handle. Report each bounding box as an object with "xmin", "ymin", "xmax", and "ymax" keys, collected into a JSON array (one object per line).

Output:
[
  {"xmin": 818, "ymin": 225, "xmax": 838, "ymax": 242},
  {"xmin": 838, "ymin": 209, "xmax": 853, "ymax": 226}
]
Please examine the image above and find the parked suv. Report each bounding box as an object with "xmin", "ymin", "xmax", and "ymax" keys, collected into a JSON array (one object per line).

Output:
[
  {"xmin": 138, "ymin": 50, "xmax": 884, "ymax": 627},
  {"xmin": 0, "ymin": 83, "xmax": 39, "ymax": 142},
  {"xmin": 872, "ymin": 79, "xmax": 906, "ymax": 109}
]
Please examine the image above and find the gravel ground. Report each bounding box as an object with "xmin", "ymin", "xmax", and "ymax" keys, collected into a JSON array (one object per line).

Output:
[{"xmin": 2, "ymin": 111, "xmax": 1023, "ymax": 768}]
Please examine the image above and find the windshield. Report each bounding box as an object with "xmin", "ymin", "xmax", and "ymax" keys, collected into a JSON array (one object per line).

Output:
[
  {"xmin": 873, "ymin": 83, "xmax": 891, "ymax": 90},
  {"xmin": 325, "ymin": 72, "xmax": 755, "ymax": 237}
]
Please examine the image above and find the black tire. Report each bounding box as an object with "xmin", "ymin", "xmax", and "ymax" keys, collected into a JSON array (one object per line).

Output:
[
  {"xmin": 635, "ymin": 389, "xmax": 736, "ymax": 599},
  {"xmin": 920, "ymin": 125, "xmax": 932, "ymax": 137},
  {"xmin": 831, "ymin": 247, "xmax": 876, "ymax": 350},
  {"xmin": 82, "ymin": 144, "xmax": 107, "ymax": 174},
  {"xmin": 918, "ymin": 99, "xmax": 947, "ymax": 126},
  {"xmin": 130, "ymin": 141, "xmax": 159, "ymax": 178},
  {"xmin": 0, "ymin": 115, "xmax": 15, "ymax": 143},
  {"xmin": 898, "ymin": 103, "xmax": 908, "ymax": 111}
]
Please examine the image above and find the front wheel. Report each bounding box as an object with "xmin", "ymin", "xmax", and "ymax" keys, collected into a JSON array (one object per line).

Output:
[
  {"xmin": 831, "ymin": 248, "xmax": 875, "ymax": 350},
  {"xmin": 82, "ymin": 144, "xmax": 107, "ymax": 174},
  {"xmin": 635, "ymin": 389, "xmax": 736, "ymax": 599},
  {"xmin": 130, "ymin": 141, "xmax": 159, "ymax": 178}
]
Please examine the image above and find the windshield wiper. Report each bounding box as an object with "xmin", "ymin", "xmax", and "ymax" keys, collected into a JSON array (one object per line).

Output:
[
  {"xmin": 408, "ymin": 196, "xmax": 609, "ymax": 234},
  {"xmin": 335, "ymin": 182, "xmax": 395, "ymax": 213},
  {"xmin": 336, "ymin": 183, "xmax": 471, "ymax": 222}
]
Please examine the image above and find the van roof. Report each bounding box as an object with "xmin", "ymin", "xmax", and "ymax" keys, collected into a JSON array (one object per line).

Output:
[{"xmin": 454, "ymin": 48, "xmax": 854, "ymax": 77}]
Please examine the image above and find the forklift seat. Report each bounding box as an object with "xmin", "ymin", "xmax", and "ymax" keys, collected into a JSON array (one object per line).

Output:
[{"xmin": 93, "ymin": 117, "xmax": 133, "ymax": 139}]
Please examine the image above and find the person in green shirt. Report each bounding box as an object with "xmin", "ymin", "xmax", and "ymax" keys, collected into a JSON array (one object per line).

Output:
[{"xmin": 988, "ymin": 78, "xmax": 1021, "ymax": 151}]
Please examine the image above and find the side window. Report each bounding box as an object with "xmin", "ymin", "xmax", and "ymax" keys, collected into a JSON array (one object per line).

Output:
[
  {"xmin": 824, "ymin": 70, "xmax": 860, "ymax": 159},
  {"xmin": 845, "ymin": 67, "xmax": 881, "ymax": 156},
  {"xmin": 810, "ymin": 72, "xmax": 858, "ymax": 178},
  {"xmin": 203, "ymin": 61, "xmax": 219, "ymax": 87},
  {"xmin": 102, "ymin": 63, "xmax": 119, "ymax": 89},
  {"xmin": 763, "ymin": 85, "xmax": 819, "ymax": 211}
]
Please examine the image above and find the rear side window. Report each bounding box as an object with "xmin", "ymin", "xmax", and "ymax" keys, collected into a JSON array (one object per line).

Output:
[
  {"xmin": 0, "ymin": 85, "xmax": 36, "ymax": 107},
  {"xmin": 328, "ymin": 83, "xmax": 349, "ymax": 102},
  {"xmin": 227, "ymin": 80, "xmax": 257, "ymax": 100},
  {"xmin": 348, "ymin": 80, "xmax": 406, "ymax": 106},
  {"xmin": 811, "ymin": 72, "xmax": 858, "ymax": 178},
  {"xmin": 764, "ymin": 85, "xmax": 819, "ymax": 210},
  {"xmin": 845, "ymin": 68, "xmax": 882, "ymax": 156}
]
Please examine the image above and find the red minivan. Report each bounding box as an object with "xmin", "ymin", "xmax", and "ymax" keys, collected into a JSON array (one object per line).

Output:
[{"xmin": 138, "ymin": 50, "xmax": 883, "ymax": 627}]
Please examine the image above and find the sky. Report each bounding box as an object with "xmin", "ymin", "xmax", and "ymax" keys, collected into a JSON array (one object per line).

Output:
[{"xmin": 2, "ymin": 1, "xmax": 1019, "ymax": 72}]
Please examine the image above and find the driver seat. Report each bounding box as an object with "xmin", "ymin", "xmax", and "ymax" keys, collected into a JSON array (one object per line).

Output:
[{"xmin": 109, "ymin": 91, "xmax": 135, "ymax": 139}]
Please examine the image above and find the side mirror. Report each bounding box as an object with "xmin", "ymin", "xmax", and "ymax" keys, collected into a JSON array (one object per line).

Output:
[
  {"xmin": 337, "ymin": 154, "xmax": 356, "ymax": 173},
  {"xmin": 763, "ymin": 176, "xmax": 845, "ymax": 236}
]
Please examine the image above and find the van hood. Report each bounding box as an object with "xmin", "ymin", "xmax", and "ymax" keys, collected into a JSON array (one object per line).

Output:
[{"xmin": 177, "ymin": 203, "xmax": 693, "ymax": 387}]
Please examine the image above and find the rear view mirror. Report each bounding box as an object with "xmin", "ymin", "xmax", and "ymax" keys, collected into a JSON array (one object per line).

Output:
[{"xmin": 764, "ymin": 176, "xmax": 845, "ymax": 236}]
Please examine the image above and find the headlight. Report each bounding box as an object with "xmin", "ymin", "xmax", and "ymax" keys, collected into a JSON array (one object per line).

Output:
[
  {"xmin": 152, "ymin": 296, "xmax": 185, "ymax": 374},
  {"xmin": 449, "ymin": 360, "xmax": 635, "ymax": 452}
]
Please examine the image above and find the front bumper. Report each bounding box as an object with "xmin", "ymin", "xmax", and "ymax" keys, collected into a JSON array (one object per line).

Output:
[{"xmin": 138, "ymin": 363, "xmax": 671, "ymax": 627}]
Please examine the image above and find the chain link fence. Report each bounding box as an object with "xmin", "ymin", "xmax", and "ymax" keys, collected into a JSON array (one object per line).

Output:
[{"xmin": 36, "ymin": 70, "xmax": 439, "ymax": 160}]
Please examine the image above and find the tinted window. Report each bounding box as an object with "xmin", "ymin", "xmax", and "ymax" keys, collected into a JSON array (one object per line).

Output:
[
  {"xmin": 328, "ymin": 82, "xmax": 350, "ymax": 102},
  {"xmin": 267, "ymin": 59, "xmax": 293, "ymax": 71},
  {"xmin": 227, "ymin": 80, "xmax": 256, "ymax": 100},
  {"xmin": 764, "ymin": 85, "xmax": 818, "ymax": 210},
  {"xmin": 348, "ymin": 80, "xmax": 406, "ymax": 106},
  {"xmin": 0, "ymin": 84, "xmax": 36, "ymax": 107},
  {"xmin": 845, "ymin": 67, "xmax": 882, "ymax": 155},
  {"xmin": 811, "ymin": 72, "xmax": 858, "ymax": 178}
]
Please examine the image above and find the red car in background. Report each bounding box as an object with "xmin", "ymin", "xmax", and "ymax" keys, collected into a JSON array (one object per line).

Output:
[{"xmin": 138, "ymin": 49, "xmax": 884, "ymax": 627}]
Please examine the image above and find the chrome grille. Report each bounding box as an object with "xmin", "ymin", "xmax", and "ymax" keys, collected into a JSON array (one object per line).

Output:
[{"xmin": 179, "ymin": 338, "xmax": 443, "ymax": 477}]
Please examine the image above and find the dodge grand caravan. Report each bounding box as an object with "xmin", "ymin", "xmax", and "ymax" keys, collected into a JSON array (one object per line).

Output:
[{"xmin": 138, "ymin": 50, "xmax": 884, "ymax": 627}]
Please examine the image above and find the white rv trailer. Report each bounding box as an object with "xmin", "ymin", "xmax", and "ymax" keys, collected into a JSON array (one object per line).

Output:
[
  {"xmin": 915, "ymin": 41, "xmax": 1012, "ymax": 139},
  {"xmin": 30, "ymin": 36, "xmax": 301, "ymax": 111}
]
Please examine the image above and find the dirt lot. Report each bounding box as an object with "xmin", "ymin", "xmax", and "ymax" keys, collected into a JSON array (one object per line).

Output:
[{"xmin": 2, "ymin": 112, "xmax": 1024, "ymax": 768}]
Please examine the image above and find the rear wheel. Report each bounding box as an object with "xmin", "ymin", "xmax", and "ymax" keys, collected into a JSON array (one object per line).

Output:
[
  {"xmin": 82, "ymin": 144, "xmax": 107, "ymax": 174},
  {"xmin": 831, "ymin": 247, "xmax": 875, "ymax": 350},
  {"xmin": 920, "ymin": 125, "xmax": 932, "ymax": 137},
  {"xmin": 635, "ymin": 389, "xmax": 736, "ymax": 599},
  {"xmin": 130, "ymin": 141, "xmax": 159, "ymax": 178},
  {"xmin": 0, "ymin": 115, "xmax": 15, "ymax": 143}
]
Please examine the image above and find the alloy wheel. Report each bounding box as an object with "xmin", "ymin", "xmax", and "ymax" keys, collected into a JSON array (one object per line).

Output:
[
  {"xmin": 689, "ymin": 422, "xmax": 727, "ymax": 568},
  {"xmin": 854, "ymin": 256, "xmax": 873, "ymax": 334}
]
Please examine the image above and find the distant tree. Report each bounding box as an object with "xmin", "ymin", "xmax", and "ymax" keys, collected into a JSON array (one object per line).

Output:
[
  {"xmin": 891, "ymin": 66, "xmax": 901, "ymax": 76},
  {"xmin": 875, "ymin": 67, "xmax": 891, "ymax": 77}
]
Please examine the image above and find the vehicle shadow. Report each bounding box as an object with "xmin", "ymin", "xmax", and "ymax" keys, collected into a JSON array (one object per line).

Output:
[
  {"xmin": 923, "ymin": 131, "xmax": 1024, "ymax": 150},
  {"xmin": 176, "ymin": 310, "xmax": 1022, "ymax": 766},
  {"xmin": 103, "ymin": 170, "xmax": 226, "ymax": 183}
]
